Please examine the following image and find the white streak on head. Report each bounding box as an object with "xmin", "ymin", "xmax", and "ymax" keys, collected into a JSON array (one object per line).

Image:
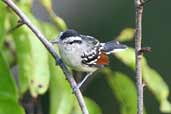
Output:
[
  {"xmin": 63, "ymin": 36, "xmax": 82, "ymax": 43},
  {"xmin": 70, "ymin": 36, "xmax": 82, "ymax": 41}
]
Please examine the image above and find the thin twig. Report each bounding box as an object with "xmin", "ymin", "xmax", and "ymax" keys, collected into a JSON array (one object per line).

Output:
[
  {"xmin": 134, "ymin": 0, "xmax": 144, "ymax": 114},
  {"xmin": 3, "ymin": 0, "xmax": 89, "ymax": 114},
  {"xmin": 138, "ymin": 47, "xmax": 152, "ymax": 54},
  {"xmin": 7, "ymin": 20, "xmax": 24, "ymax": 33}
]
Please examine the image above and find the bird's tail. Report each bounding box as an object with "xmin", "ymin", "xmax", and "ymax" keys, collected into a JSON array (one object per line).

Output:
[{"xmin": 101, "ymin": 40, "xmax": 128, "ymax": 54}]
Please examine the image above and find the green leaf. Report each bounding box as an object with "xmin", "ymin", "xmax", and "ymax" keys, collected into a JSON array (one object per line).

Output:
[
  {"xmin": 9, "ymin": 17, "xmax": 32, "ymax": 95},
  {"xmin": 52, "ymin": 16, "xmax": 68, "ymax": 31},
  {"xmin": 115, "ymin": 48, "xmax": 171, "ymax": 112},
  {"xmin": 85, "ymin": 97, "xmax": 102, "ymax": 114},
  {"xmin": 72, "ymin": 97, "xmax": 102, "ymax": 114},
  {"xmin": 0, "ymin": 52, "xmax": 25, "ymax": 114},
  {"xmin": 49, "ymin": 56, "xmax": 74, "ymax": 114},
  {"xmin": 116, "ymin": 28, "xmax": 135, "ymax": 42},
  {"xmin": 114, "ymin": 48, "xmax": 135, "ymax": 69},
  {"xmin": 0, "ymin": 3, "xmax": 7, "ymax": 48},
  {"xmin": 0, "ymin": 97, "xmax": 25, "ymax": 114},
  {"xmin": 39, "ymin": 0, "xmax": 67, "ymax": 31},
  {"xmin": 0, "ymin": 52, "xmax": 18, "ymax": 101},
  {"xmin": 1, "ymin": 42, "xmax": 16, "ymax": 67},
  {"xmin": 17, "ymin": 5, "xmax": 50, "ymax": 97},
  {"xmin": 39, "ymin": 21, "xmax": 60, "ymax": 39},
  {"xmin": 40, "ymin": 0, "xmax": 52, "ymax": 11},
  {"xmin": 9, "ymin": 5, "xmax": 51, "ymax": 96},
  {"xmin": 28, "ymin": 31, "xmax": 50, "ymax": 97},
  {"xmin": 143, "ymin": 65, "xmax": 171, "ymax": 112},
  {"xmin": 104, "ymin": 68, "xmax": 137, "ymax": 114}
]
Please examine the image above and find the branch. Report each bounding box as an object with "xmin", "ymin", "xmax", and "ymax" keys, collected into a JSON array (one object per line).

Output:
[
  {"xmin": 3, "ymin": 0, "xmax": 89, "ymax": 114},
  {"xmin": 134, "ymin": 0, "xmax": 144, "ymax": 114}
]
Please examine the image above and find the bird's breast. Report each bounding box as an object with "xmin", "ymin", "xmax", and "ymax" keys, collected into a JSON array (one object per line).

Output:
[{"xmin": 58, "ymin": 44, "xmax": 97, "ymax": 72}]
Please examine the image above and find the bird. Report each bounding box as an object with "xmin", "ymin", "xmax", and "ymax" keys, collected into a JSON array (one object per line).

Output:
[{"xmin": 51, "ymin": 29, "xmax": 127, "ymax": 91}]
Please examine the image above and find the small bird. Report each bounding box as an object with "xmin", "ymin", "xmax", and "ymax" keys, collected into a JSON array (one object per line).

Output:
[{"xmin": 51, "ymin": 29, "xmax": 127, "ymax": 91}]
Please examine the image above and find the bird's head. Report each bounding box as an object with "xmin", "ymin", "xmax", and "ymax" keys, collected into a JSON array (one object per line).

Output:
[{"xmin": 51, "ymin": 29, "xmax": 82, "ymax": 45}]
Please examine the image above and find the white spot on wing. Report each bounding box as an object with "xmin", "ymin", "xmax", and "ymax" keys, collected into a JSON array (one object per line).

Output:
[
  {"xmin": 106, "ymin": 48, "xmax": 127, "ymax": 54},
  {"xmin": 88, "ymin": 59, "xmax": 98, "ymax": 64}
]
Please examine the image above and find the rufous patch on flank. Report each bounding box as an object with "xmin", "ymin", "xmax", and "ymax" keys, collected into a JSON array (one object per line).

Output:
[{"xmin": 96, "ymin": 53, "xmax": 109, "ymax": 65}]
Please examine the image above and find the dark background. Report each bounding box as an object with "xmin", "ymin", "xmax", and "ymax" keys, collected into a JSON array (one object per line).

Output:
[{"xmin": 32, "ymin": 0, "xmax": 171, "ymax": 114}]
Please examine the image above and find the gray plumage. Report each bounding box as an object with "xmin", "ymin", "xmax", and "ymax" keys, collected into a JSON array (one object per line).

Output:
[{"xmin": 51, "ymin": 29, "xmax": 127, "ymax": 72}]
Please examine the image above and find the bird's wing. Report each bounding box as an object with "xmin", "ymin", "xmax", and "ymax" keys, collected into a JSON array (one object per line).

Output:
[
  {"xmin": 80, "ymin": 35, "xmax": 100, "ymax": 46},
  {"xmin": 80, "ymin": 35, "xmax": 109, "ymax": 66}
]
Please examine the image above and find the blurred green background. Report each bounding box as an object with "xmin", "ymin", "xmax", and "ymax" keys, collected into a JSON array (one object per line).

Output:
[{"xmin": 0, "ymin": 0, "xmax": 171, "ymax": 114}]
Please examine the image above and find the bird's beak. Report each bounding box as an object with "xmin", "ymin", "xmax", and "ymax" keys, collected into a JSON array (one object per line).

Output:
[{"xmin": 50, "ymin": 39, "xmax": 59, "ymax": 45}]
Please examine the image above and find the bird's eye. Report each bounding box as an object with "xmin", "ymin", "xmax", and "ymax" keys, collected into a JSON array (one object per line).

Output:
[
  {"xmin": 67, "ymin": 40, "xmax": 82, "ymax": 44},
  {"xmin": 69, "ymin": 41, "xmax": 74, "ymax": 44}
]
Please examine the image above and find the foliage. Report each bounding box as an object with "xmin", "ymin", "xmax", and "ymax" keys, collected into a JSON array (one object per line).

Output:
[
  {"xmin": 0, "ymin": 0, "xmax": 170, "ymax": 114},
  {"xmin": 0, "ymin": 52, "xmax": 25, "ymax": 114}
]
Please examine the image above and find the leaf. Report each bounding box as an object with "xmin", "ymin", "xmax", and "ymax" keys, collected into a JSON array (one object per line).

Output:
[
  {"xmin": 49, "ymin": 56, "xmax": 74, "ymax": 114},
  {"xmin": 28, "ymin": 30, "xmax": 50, "ymax": 97},
  {"xmin": 40, "ymin": 0, "xmax": 67, "ymax": 31},
  {"xmin": 18, "ymin": 5, "xmax": 50, "ymax": 97},
  {"xmin": 40, "ymin": 0, "xmax": 52, "ymax": 11},
  {"xmin": 9, "ymin": 17, "xmax": 32, "ymax": 95},
  {"xmin": 39, "ymin": 20, "xmax": 59, "ymax": 39},
  {"xmin": 0, "ymin": 52, "xmax": 25, "ymax": 114},
  {"xmin": 116, "ymin": 28, "xmax": 135, "ymax": 42},
  {"xmin": 52, "ymin": 16, "xmax": 68, "ymax": 31},
  {"xmin": 72, "ymin": 97, "xmax": 102, "ymax": 114},
  {"xmin": 9, "ymin": 4, "xmax": 51, "ymax": 97},
  {"xmin": 85, "ymin": 97, "xmax": 102, "ymax": 114},
  {"xmin": 0, "ymin": 3, "xmax": 7, "ymax": 48},
  {"xmin": 1, "ymin": 43, "xmax": 16, "ymax": 67},
  {"xmin": 115, "ymin": 48, "xmax": 171, "ymax": 112},
  {"xmin": 0, "ymin": 52, "xmax": 18, "ymax": 101},
  {"xmin": 143, "ymin": 65, "xmax": 171, "ymax": 112},
  {"xmin": 0, "ymin": 97, "xmax": 25, "ymax": 114},
  {"xmin": 114, "ymin": 48, "xmax": 135, "ymax": 69},
  {"xmin": 103, "ymin": 68, "xmax": 137, "ymax": 114}
]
